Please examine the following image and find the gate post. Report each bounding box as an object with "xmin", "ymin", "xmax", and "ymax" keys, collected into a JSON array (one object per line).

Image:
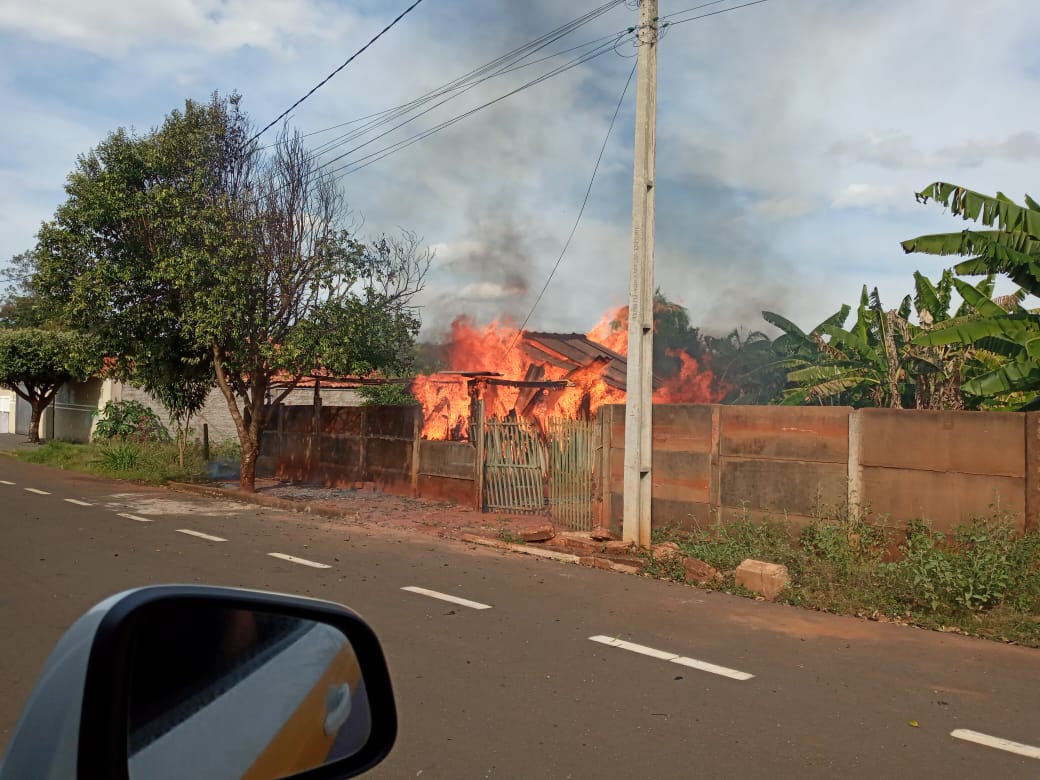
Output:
[{"xmin": 473, "ymin": 399, "xmax": 485, "ymax": 511}]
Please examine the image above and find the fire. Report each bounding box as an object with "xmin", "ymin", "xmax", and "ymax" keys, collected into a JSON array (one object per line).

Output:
[{"xmin": 411, "ymin": 307, "xmax": 726, "ymax": 440}]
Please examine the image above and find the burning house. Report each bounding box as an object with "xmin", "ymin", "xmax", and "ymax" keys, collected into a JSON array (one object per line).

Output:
[{"xmin": 410, "ymin": 310, "xmax": 722, "ymax": 441}]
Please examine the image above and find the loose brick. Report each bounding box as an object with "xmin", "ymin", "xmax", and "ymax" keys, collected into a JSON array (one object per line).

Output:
[{"xmin": 734, "ymin": 559, "xmax": 790, "ymax": 600}]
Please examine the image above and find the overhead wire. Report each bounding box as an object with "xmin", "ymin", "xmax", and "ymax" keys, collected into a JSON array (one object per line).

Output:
[
  {"xmin": 320, "ymin": 34, "xmax": 632, "ymax": 179},
  {"xmin": 507, "ymin": 60, "xmax": 638, "ymax": 352},
  {"xmin": 308, "ymin": 30, "xmax": 622, "ymax": 159},
  {"xmin": 300, "ymin": 1, "xmax": 629, "ymax": 159},
  {"xmin": 663, "ymin": 0, "xmax": 772, "ymax": 27},
  {"xmin": 247, "ymin": 0, "xmax": 427, "ymax": 145}
]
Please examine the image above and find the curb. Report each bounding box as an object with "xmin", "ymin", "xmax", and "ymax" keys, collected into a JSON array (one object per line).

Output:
[{"xmin": 460, "ymin": 533, "xmax": 644, "ymax": 575}]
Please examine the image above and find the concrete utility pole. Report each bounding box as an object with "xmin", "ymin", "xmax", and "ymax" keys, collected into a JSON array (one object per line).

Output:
[{"xmin": 623, "ymin": 0, "xmax": 658, "ymax": 547}]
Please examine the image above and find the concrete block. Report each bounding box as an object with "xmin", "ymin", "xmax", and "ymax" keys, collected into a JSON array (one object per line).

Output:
[
  {"xmin": 683, "ymin": 557, "xmax": 719, "ymax": 583},
  {"xmin": 734, "ymin": 559, "xmax": 790, "ymax": 600},
  {"xmin": 520, "ymin": 523, "xmax": 555, "ymax": 542}
]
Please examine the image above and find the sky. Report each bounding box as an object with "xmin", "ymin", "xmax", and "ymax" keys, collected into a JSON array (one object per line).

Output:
[{"xmin": 2, "ymin": 0, "xmax": 1040, "ymax": 341}]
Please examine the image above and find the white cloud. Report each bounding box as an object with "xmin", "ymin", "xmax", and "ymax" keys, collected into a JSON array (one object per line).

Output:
[
  {"xmin": 0, "ymin": 0, "xmax": 359, "ymax": 57},
  {"xmin": 831, "ymin": 183, "xmax": 910, "ymax": 212}
]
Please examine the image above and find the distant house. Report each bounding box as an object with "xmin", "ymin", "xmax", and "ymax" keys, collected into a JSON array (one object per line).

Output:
[{"xmin": 15, "ymin": 375, "xmax": 367, "ymax": 443}]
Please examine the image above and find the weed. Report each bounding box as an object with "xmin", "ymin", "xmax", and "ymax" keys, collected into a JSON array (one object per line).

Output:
[
  {"xmin": 649, "ymin": 504, "xmax": 1040, "ymax": 647},
  {"xmin": 883, "ymin": 517, "xmax": 1040, "ymax": 614},
  {"xmin": 498, "ymin": 529, "xmax": 525, "ymax": 544},
  {"xmin": 96, "ymin": 441, "xmax": 143, "ymax": 473}
]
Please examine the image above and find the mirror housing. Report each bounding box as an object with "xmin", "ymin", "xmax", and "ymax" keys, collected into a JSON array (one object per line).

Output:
[{"xmin": 0, "ymin": 586, "xmax": 397, "ymax": 780}]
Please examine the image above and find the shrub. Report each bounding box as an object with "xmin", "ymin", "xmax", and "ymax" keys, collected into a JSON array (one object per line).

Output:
[
  {"xmin": 883, "ymin": 517, "xmax": 1040, "ymax": 613},
  {"xmin": 93, "ymin": 400, "xmax": 170, "ymax": 443}
]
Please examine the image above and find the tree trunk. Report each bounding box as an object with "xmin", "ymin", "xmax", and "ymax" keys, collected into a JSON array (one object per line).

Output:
[
  {"xmin": 27, "ymin": 402, "xmax": 44, "ymax": 444},
  {"xmin": 240, "ymin": 437, "xmax": 258, "ymax": 492}
]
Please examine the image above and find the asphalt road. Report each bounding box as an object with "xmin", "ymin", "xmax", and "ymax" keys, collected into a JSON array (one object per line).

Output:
[{"xmin": 1, "ymin": 457, "xmax": 1038, "ymax": 778}]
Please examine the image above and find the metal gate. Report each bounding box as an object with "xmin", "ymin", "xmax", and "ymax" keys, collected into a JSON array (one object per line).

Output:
[
  {"xmin": 481, "ymin": 415, "xmax": 595, "ymax": 529},
  {"xmin": 483, "ymin": 417, "xmax": 546, "ymax": 514},
  {"xmin": 547, "ymin": 418, "xmax": 595, "ymax": 530}
]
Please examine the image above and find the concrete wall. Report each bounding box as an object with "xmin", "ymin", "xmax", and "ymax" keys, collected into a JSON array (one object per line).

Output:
[
  {"xmin": 34, "ymin": 379, "xmax": 105, "ymax": 443},
  {"xmin": 599, "ymin": 404, "xmax": 1034, "ymax": 535},
  {"xmin": 116, "ymin": 383, "xmax": 239, "ymax": 444},
  {"xmin": 265, "ymin": 405, "xmax": 420, "ymax": 494},
  {"xmin": 260, "ymin": 404, "xmax": 480, "ymax": 507}
]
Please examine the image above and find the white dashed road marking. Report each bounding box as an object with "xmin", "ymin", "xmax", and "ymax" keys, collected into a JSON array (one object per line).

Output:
[
  {"xmin": 118, "ymin": 513, "xmax": 152, "ymax": 523},
  {"xmin": 951, "ymin": 729, "xmax": 1040, "ymax": 760},
  {"xmin": 176, "ymin": 529, "xmax": 227, "ymax": 542},
  {"xmin": 589, "ymin": 635, "xmax": 754, "ymax": 681},
  {"xmin": 24, "ymin": 488, "xmax": 50, "ymax": 495},
  {"xmin": 64, "ymin": 499, "xmax": 92, "ymax": 507},
  {"xmin": 268, "ymin": 553, "xmax": 332, "ymax": 570},
  {"xmin": 0, "ymin": 480, "xmax": 14, "ymax": 485},
  {"xmin": 401, "ymin": 586, "xmax": 493, "ymax": 610}
]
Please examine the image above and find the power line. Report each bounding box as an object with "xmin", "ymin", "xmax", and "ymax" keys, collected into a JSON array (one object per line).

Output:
[
  {"xmin": 296, "ymin": 1, "xmax": 628, "ymax": 159},
  {"xmin": 659, "ymin": 0, "xmax": 732, "ymax": 20},
  {"xmin": 665, "ymin": 0, "xmax": 771, "ymax": 26},
  {"xmin": 247, "ymin": 0, "xmax": 427, "ymax": 146},
  {"xmin": 507, "ymin": 61, "xmax": 638, "ymax": 352},
  {"xmin": 323, "ymin": 36, "xmax": 630, "ymax": 180}
]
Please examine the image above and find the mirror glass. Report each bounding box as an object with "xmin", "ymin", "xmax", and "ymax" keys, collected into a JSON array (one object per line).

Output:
[{"xmin": 125, "ymin": 602, "xmax": 371, "ymax": 780}]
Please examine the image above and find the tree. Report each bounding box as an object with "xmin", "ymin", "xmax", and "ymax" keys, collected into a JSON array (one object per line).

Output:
[
  {"xmin": 0, "ymin": 329, "xmax": 99, "ymax": 442},
  {"xmin": 704, "ymin": 327, "xmax": 787, "ymax": 404},
  {"xmin": 652, "ymin": 290, "xmax": 706, "ymax": 375},
  {"xmin": 1, "ymin": 251, "xmax": 59, "ymax": 328},
  {"xmin": 33, "ymin": 93, "xmax": 430, "ymax": 490},
  {"xmin": 902, "ymin": 182, "xmax": 1040, "ymax": 408}
]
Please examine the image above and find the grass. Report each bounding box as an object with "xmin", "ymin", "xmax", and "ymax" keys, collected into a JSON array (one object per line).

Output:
[
  {"xmin": 651, "ymin": 505, "xmax": 1040, "ymax": 648},
  {"xmin": 18, "ymin": 439, "xmax": 209, "ymax": 485}
]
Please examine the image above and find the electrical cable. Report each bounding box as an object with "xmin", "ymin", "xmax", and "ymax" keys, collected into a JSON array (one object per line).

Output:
[
  {"xmin": 299, "ymin": 1, "xmax": 628, "ymax": 159},
  {"xmin": 323, "ymin": 35, "xmax": 630, "ymax": 180},
  {"xmin": 664, "ymin": 0, "xmax": 771, "ymax": 27},
  {"xmin": 506, "ymin": 60, "xmax": 638, "ymax": 353},
  {"xmin": 247, "ymin": 0, "xmax": 427, "ymax": 145}
]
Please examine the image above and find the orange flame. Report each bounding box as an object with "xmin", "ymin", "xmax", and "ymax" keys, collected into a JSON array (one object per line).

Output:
[{"xmin": 411, "ymin": 307, "xmax": 726, "ymax": 439}]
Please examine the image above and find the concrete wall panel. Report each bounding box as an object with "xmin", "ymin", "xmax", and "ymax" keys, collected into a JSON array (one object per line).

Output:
[
  {"xmin": 721, "ymin": 406, "xmax": 849, "ymax": 462},
  {"xmin": 720, "ymin": 457, "xmax": 847, "ymax": 517},
  {"xmin": 858, "ymin": 409, "xmax": 1023, "ymax": 476},
  {"xmin": 861, "ymin": 467, "xmax": 1025, "ymax": 533}
]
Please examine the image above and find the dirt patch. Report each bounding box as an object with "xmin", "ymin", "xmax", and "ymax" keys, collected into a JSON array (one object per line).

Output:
[{"xmin": 207, "ymin": 479, "xmax": 559, "ymax": 541}]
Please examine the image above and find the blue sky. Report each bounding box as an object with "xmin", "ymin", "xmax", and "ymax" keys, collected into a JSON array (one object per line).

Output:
[{"xmin": 2, "ymin": 0, "xmax": 1039, "ymax": 339}]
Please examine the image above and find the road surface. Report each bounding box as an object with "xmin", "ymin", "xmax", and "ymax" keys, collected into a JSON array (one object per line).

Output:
[{"xmin": 1, "ymin": 457, "xmax": 1038, "ymax": 778}]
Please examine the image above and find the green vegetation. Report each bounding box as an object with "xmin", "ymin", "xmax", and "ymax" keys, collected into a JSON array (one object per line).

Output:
[
  {"xmin": 0, "ymin": 328, "xmax": 100, "ymax": 442},
  {"xmin": 93, "ymin": 400, "xmax": 171, "ymax": 443},
  {"xmin": 651, "ymin": 507, "xmax": 1040, "ymax": 647},
  {"xmin": 25, "ymin": 92, "xmax": 429, "ymax": 492},
  {"xmin": 357, "ymin": 382, "xmax": 419, "ymax": 406},
  {"xmin": 17, "ymin": 440, "xmax": 206, "ymax": 485}
]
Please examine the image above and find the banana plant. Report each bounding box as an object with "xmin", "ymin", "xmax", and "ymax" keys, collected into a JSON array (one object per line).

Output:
[{"xmin": 903, "ymin": 183, "xmax": 1040, "ymax": 409}]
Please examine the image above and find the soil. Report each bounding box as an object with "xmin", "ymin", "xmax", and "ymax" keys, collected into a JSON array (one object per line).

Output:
[{"xmin": 222, "ymin": 478, "xmax": 560, "ymax": 541}]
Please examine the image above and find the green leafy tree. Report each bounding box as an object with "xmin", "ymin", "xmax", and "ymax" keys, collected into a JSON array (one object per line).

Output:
[
  {"xmin": 902, "ymin": 182, "xmax": 1040, "ymax": 408},
  {"xmin": 0, "ymin": 329, "xmax": 100, "ymax": 442},
  {"xmin": 1, "ymin": 251, "xmax": 60, "ymax": 328},
  {"xmin": 33, "ymin": 93, "xmax": 430, "ymax": 490}
]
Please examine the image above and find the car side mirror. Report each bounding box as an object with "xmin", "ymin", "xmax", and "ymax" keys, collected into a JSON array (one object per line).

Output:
[{"xmin": 0, "ymin": 586, "xmax": 397, "ymax": 780}]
